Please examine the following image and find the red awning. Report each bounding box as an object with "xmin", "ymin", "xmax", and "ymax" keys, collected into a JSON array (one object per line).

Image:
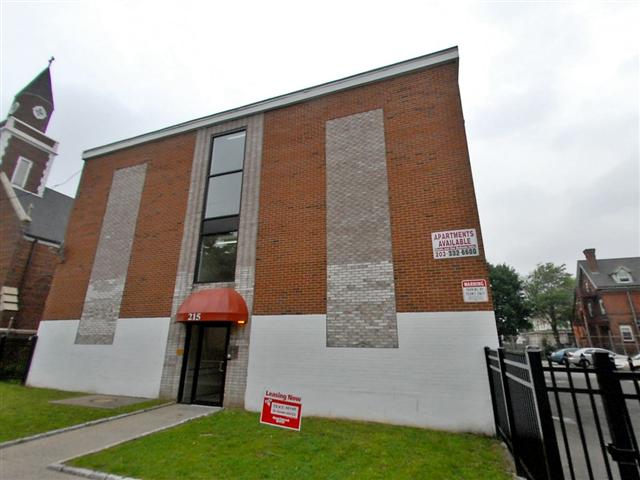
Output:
[{"xmin": 176, "ymin": 288, "xmax": 248, "ymax": 324}]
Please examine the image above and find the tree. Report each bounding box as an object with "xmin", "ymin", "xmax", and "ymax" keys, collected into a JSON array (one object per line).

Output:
[
  {"xmin": 488, "ymin": 263, "xmax": 532, "ymax": 338},
  {"xmin": 525, "ymin": 263, "xmax": 575, "ymax": 345}
]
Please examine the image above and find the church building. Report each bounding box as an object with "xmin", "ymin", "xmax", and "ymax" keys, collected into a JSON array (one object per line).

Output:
[
  {"xmin": 27, "ymin": 47, "xmax": 499, "ymax": 433},
  {"xmin": 0, "ymin": 64, "xmax": 73, "ymax": 334}
]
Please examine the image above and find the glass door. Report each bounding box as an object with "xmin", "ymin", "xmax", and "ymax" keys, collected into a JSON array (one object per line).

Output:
[{"xmin": 179, "ymin": 324, "xmax": 230, "ymax": 406}]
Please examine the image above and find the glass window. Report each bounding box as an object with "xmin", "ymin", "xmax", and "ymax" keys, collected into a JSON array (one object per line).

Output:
[
  {"xmin": 11, "ymin": 157, "xmax": 32, "ymax": 188},
  {"xmin": 204, "ymin": 172, "xmax": 243, "ymax": 218},
  {"xmin": 210, "ymin": 131, "xmax": 246, "ymax": 175},
  {"xmin": 620, "ymin": 326, "xmax": 634, "ymax": 342},
  {"xmin": 599, "ymin": 299, "xmax": 607, "ymax": 315},
  {"xmin": 613, "ymin": 268, "xmax": 633, "ymax": 283},
  {"xmin": 197, "ymin": 232, "xmax": 238, "ymax": 283},
  {"xmin": 195, "ymin": 129, "xmax": 246, "ymax": 284}
]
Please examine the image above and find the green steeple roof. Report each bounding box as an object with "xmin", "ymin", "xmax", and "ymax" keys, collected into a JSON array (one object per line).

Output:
[{"xmin": 16, "ymin": 66, "xmax": 54, "ymax": 107}]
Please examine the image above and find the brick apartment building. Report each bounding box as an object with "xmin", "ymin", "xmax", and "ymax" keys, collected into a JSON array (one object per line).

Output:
[
  {"xmin": 0, "ymin": 65, "xmax": 73, "ymax": 334},
  {"xmin": 573, "ymin": 249, "xmax": 640, "ymax": 355},
  {"xmin": 27, "ymin": 47, "xmax": 499, "ymax": 433}
]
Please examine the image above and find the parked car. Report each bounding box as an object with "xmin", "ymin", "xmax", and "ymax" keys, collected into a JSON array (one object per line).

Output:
[
  {"xmin": 567, "ymin": 348, "xmax": 629, "ymax": 369},
  {"xmin": 632, "ymin": 354, "xmax": 640, "ymax": 370},
  {"xmin": 548, "ymin": 347, "xmax": 579, "ymax": 364},
  {"xmin": 620, "ymin": 353, "xmax": 640, "ymax": 370}
]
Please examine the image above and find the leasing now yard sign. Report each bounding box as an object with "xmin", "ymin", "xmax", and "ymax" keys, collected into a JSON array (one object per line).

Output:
[{"xmin": 260, "ymin": 390, "xmax": 302, "ymax": 431}]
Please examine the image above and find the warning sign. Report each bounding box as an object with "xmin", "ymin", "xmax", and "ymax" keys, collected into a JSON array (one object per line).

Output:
[
  {"xmin": 432, "ymin": 229, "xmax": 479, "ymax": 259},
  {"xmin": 462, "ymin": 279, "xmax": 489, "ymax": 303},
  {"xmin": 260, "ymin": 390, "xmax": 302, "ymax": 431}
]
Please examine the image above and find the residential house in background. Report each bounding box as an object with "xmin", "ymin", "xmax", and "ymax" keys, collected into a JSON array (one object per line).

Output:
[
  {"xmin": 573, "ymin": 248, "xmax": 640, "ymax": 355},
  {"xmin": 518, "ymin": 316, "xmax": 574, "ymax": 349},
  {"xmin": 0, "ymin": 64, "xmax": 73, "ymax": 334}
]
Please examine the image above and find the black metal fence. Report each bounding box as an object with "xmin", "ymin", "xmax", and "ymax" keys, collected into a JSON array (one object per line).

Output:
[
  {"xmin": 0, "ymin": 335, "xmax": 38, "ymax": 383},
  {"xmin": 485, "ymin": 347, "xmax": 640, "ymax": 480}
]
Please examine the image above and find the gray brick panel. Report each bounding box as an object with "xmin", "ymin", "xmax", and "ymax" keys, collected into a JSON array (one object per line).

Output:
[
  {"xmin": 159, "ymin": 115, "xmax": 263, "ymax": 405},
  {"xmin": 75, "ymin": 163, "xmax": 147, "ymax": 345},
  {"xmin": 325, "ymin": 109, "xmax": 398, "ymax": 348}
]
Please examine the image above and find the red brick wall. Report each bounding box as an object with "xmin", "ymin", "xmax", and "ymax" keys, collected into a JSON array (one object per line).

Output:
[
  {"xmin": 1, "ymin": 178, "xmax": 60, "ymax": 330},
  {"xmin": 9, "ymin": 241, "xmax": 59, "ymax": 330},
  {"xmin": 601, "ymin": 290, "xmax": 640, "ymax": 353},
  {"xmin": 0, "ymin": 180, "xmax": 24, "ymax": 287},
  {"xmin": 253, "ymin": 60, "xmax": 491, "ymax": 314},
  {"xmin": 0, "ymin": 237, "xmax": 30, "ymax": 330},
  {"xmin": 43, "ymin": 132, "xmax": 196, "ymax": 320},
  {"xmin": 253, "ymin": 100, "xmax": 327, "ymax": 315},
  {"xmin": 43, "ymin": 61, "xmax": 492, "ymax": 320}
]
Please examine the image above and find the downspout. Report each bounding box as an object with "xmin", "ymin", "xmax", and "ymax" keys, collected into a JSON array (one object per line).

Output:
[
  {"xmin": 583, "ymin": 312, "xmax": 593, "ymax": 348},
  {"xmin": 19, "ymin": 239, "xmax": 37, "ymax": 294},
  {"xmin": 607, "ymin": 328, "xmax": 616, "ymax": 353}
]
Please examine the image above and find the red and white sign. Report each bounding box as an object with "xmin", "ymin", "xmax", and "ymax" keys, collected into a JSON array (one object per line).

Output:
[
  {"xmin": 432, "ymin": 228, "xmax": 479, "ymax": 259},
  {"xmin": 462, "ymin": 279, "xmax": 489, "ymax": 303},
  {"xmin": 260, "ymin": 390, "xmax": 302, "ymax": 431}
]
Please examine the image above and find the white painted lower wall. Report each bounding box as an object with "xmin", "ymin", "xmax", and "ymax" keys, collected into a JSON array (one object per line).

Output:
[
  {"xmin": 245, "ymin": 312, "xmax": 499, "ymax": 434},
  {"xmin": 27, "ymin": 318, "xmax": 171, "ymax": 398}
]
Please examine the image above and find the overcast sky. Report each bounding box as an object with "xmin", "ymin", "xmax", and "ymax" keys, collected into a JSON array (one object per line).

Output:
[{"xmin": 1, "ymin": 0, "xmax": 638, "ymax": 276}]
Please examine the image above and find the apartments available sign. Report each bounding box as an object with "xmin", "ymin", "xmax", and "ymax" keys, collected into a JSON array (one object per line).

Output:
[
  {"xmin": 432, "ymin": 228, "xmax": 479, "ymax": 259},
  {"xmin": 462, "ymin": 279, "xmax": 489, "ymax": 303},
  {"xmin": 260, "ymin": 390, "xmax": 302, "ymax": 431}
]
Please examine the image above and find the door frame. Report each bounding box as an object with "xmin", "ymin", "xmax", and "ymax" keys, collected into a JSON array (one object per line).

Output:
[{"xmin": 177, "ymin": 322, "xmax": 231, "ymax": 406}]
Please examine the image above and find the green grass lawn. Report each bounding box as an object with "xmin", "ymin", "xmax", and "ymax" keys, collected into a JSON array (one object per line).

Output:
[
  {"xmin": 0, "ymin": 381, "xmax": 166, "ymax": 443},
  {"xmin": 70, "ymin": 410, "xmax": 511, "ymax": 480}
]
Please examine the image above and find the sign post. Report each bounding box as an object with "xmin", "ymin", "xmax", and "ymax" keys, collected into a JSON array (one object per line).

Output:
[{"xmin": 260, "ymin": 390, "xmax": 302, "ymax": 431}]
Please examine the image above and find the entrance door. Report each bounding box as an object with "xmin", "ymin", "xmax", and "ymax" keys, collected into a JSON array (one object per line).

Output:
[{"xmin": 178, "ymin": 324, "xmax": 230, "ymax": 406}]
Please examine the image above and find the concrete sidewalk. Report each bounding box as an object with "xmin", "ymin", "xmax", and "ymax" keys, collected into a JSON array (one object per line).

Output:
[{"xmin": 0, "ymin": 403, "xmax": 219, "ymax": 479}]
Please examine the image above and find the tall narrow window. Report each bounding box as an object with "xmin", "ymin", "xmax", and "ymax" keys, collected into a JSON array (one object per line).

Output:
[
  {"xmin": 195, "ymin": 131, "xmax": 246, "ymax": 283},
  {"xmin": 598, "ymin": 298, "xmax": 607, "ymax": 316},
  {"xmin": 620, "ymin": 325, "xmax": 634, "ymax": 342},
  {"xmin": 11, "ymin": 157, "xmax": 33, "ymax": 188}
]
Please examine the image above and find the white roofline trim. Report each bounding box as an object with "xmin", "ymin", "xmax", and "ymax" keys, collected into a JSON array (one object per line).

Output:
[
  {"xmin": 2, "ymin": 118, "xmax": 59, "ymax": 154},
  {"xmin": 84, "ymin": 47, "xmax": 459, "ymax": 160}
]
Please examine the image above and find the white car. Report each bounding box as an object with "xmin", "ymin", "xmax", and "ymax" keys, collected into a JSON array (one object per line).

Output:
[
  {"xmin": 620, "ymin": 353, "xmax": 640, "ymax": 370},
  {"xmin": 568, "ymin": 348, "xmax": 628, "ymax": 369}
]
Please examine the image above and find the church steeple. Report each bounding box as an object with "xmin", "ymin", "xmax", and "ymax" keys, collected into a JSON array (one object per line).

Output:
[
  {"xmin": 1, "ymin": 60, "xmax": 59, "ymax": 196},
  {"xmin": 8, "ymin": 61, "xmax": 55, "ymax": 133}
]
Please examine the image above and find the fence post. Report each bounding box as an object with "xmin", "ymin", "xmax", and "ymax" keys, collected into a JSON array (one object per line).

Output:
[
  {"xmin": 497, "ymin": 348, "xmax": 526, "ymax": 478},
  {"xmin": 594, "ymin": 351, "xmax": 640, "ymax": 479},
  {"xmin": 527, "ymin": 349, "xmax": 565, "ymax": 480},
  {"xmin": 484, "ymin": 347, "xmax": 501, "ymax": 437},
  {"xmin": 21, "ymin": 335, "xmax": 38, "ymax": 385},
  {"xmin": 0, "ymin": 335, "xmax": 5, "ymax": 366}
]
